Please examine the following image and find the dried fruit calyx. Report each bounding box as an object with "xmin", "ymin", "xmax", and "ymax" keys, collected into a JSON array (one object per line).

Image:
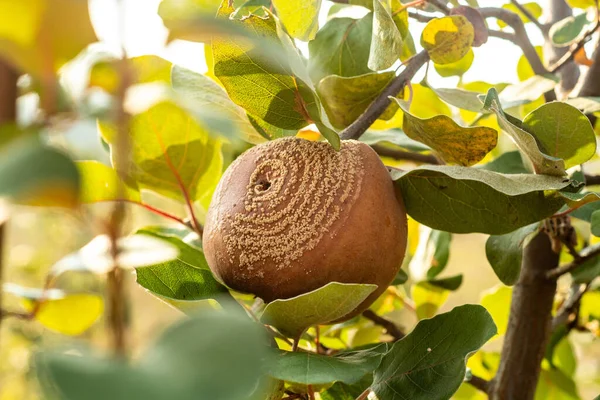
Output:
[{"xmin": 203, "ymin": 137, "xmax": 408, "ymax": 320}]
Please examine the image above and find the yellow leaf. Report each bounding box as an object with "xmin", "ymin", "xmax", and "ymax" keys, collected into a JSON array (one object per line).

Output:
[
  {"xmin": 566, "ymin": 0, "xmax": 597, "ymax": 8},
  {"xmin": 434, "ymin": 48, "xmax": 474, "ymax": 77},
  {"xmin": 296, "ymin": 129, "xmax": 322, "ymax": 141},
  {"xmin": 23, "ymin": 293, "xmax": 103, "ymax": 336},
  {"xmin": 411, "ymin": 282, "xmax": 449, "ymax": 319},
  {"xmin": 0, "ymin": 0, "xmax": 44, "ymax": 47},
  {"xmin": 421, "ymin": 15, "xmax": 474, "ymax": 65},
  {"xmin": 498, "ymin": 3, "xmax": 542, "ymax": 28},
  {"xmin": 517, "ymin": 46, "xmax": 544, "ymax": 81}
]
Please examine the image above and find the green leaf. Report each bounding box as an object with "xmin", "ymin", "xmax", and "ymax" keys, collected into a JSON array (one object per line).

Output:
[
  {"xmin": 480, "ymin": 285, "xmax": 511, "ymax": 335},
  {"xmin": 392, "ymin": 165, "xmax": 569, "ymax": 234},
  {"xmin": 51, "ymin": 234, "xmax": 179, "ymax": 276},
  {"xmin": 267, "ymin": 344, "xmax": 388, "ymax": 386},
  {"xmin": 535, "ymin": 368, "xmax": 579, "ymax": 400},
  {"xmin": 421, "ymin": 15, "xmax": 474, "ymax": 65},
  {"xmin": 592, "ymin": 210, "xmax": 600, "ymax": 236},
  {"xmin": 212, "ymin": 4, "xmax": 309, "ymax": 130},
  {"xmin": 482, "ymin": 88, "xmax": 566, "ymax": 176},
  {"xmin": 3, "ymin": 284, "xmax": 103, "ymax": 336},
  {"xmin": 550, "ymin": 13, "xmax": 591, "ymax": 47},
  {"xmin": 99, "ymin": 101, "xmax": 223, "ymax": 208},
  {"xmin": 76, "ymin": 161, "xmax": 140, "ymax": 203},
  {"xmin": 485, "ymin": 223, "xmax": 540, "ymax": 285},
  {"xmin": 90, "ymin": 55, "xmax": 173, "ymax": 94},
  {"xmin": 499, "ymin": 75, "xmax": 559, "ymax": 104},
  {"xmin": 434, "ymin": 48, "xmax": 474, "ymax": 77},
  {"xmin": 393, "ymin": 98, "xmax": 497, "ymax": 166},
  {"xmin": 522, "ymin": 102, "xmax": 596, "ymax": 169},
  {"xmin": 368, "ymin": 0, "xmax": 403, "ymax": 71},
  {"xmin": 392, "ymin": 269, "xmax": 409, "ymax": 285},
  {"xmin": 411, "ymin": 281, "xmax": 450, "ymax": 319},
  {"xmin": 429, "ymin": 274, "xmax": 463, "ymax": 291},
  {"xmin": 321, "ymin": 375, "xmax": 372, "ymax": 400},
  {"xmin": 428, "ymin": 86, "xmax": 486, "ymax": 112},
  {"xmin": 498, "ymin": 3, "xmax": 542, "ymax": 28},
  {"xmin": 360, "ymin": 129, "xmax": 431, "ymax": 152},
  {"xmin": 260, "ymin": 282, "xmax": 377, "ymax": 337},
  {"xmin": 37, "ymin": 310, "xmax": 268, "ymax": 400},
  {"xmin": 0, "ymin": 0, "xmax": 97, "ymax": 78},
  {"xmin": 308, "ymin": 14, "xmax": 373, "ymax": 83},
  {"xmin": 571, "ymin": 255, "xmax": 600, "ymax": 283},
  {"xmin": 0, "ymin": 138, "xmax": 80, "ymax": 208},
  {"xmin": 171, "ymin": 64, "xmax": 270, "ymax": 144},
  {"xmin": 479, "ymin": 151, "xmax": 528, "ymax": 174},
  {"xmin": 272, "ymin": 0, "xmax": 322, "ymax": 41},
  {"xmin": 135, "ymin": 226, "xmax": 228, "ymax": 303},
  {"xmin": 318, "ymin": 71, "xmax": 396, "ymax": 129},
  {"xmin": 372, "ymin": 305, "xmax": 497, "ymax": 400},
  {"xmin": 564, "ymin": 97, "xmax": 600, "ymax": 114}
]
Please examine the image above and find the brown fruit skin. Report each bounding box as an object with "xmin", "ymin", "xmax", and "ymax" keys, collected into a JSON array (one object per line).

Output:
[{"xmin": 203, "ymin": 137, "xmax": 408, "ymax": 321}]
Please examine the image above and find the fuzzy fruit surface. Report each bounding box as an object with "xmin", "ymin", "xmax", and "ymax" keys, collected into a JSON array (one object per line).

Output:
[{"xmin": 203, "ymin": 137, "xmax": 408, "ymax": 320}]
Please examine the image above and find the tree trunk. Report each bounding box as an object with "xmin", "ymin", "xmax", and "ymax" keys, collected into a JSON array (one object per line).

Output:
[{"xmin": 489, "ymin": 232, "xmax": 559, "ymax": 400}]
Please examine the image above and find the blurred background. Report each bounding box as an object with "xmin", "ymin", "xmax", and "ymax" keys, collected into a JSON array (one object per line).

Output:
[{"xmin": 0, "ymin": 0, "xmax": 599, "ymax": 399}]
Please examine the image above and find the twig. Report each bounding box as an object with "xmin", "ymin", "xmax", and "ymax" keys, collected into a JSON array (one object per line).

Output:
[
  {"xmin": 488, "ymin": 29, "xmax": 517, "ymax": 42},
  {"xmin": 546, "ymin": 243, "xmax": 600, "ymax": 279},
  {"xmin": 585, "ymin": 174, "xmax": 600, "ymax": 186},
  {"xmin": 427, "ymin": 0, "xmax": 450, "ymax": 14},
  {"xmin": 362, "ymin": 309, "xmax": 405, "ymax": 341},
  {"xmin": 372, "ymin": 145, "xmax": 442, "ymax": 165},
  {"xmin": 307, "ymin": 385, "xmax": 315, "ymax": 400},
  {"xmin": 479, "ymin": 7, "xmax": 556, "ymax": 102},
  {"xmin": 466, "ymin": 374, "xmax": 490, "ymax": 394},
  {"xmin": 340, "ymin": 51, "xmax": 430, "ymax": 140},
  {"xmin": 292, "ymin": 337, "xmax": 300, "ymax": 352},
  {"xmin": 408, "ymin": 10, "xmax": 436, "ymax": 23},
  {"xmin": 548, "ymin": 20, "xmax": 600, "ymax": 73},
  {"xmin": 116, "ymin": 200, "xmax": 190, "ymax": 228},
  {"xmin": 551, "ymin": 283, "xmax": 588, "ymax": 331},
  {"xmin": 510, "ymin": 0, "xmax": 544, "ymax": 31},
  {"xmin": 356, "ymin": 388, "xmax": 371, "ymax": 400}
]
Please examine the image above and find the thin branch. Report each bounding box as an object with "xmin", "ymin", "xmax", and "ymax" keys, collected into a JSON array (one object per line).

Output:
[
  {"xmin": 116, "ymin": 200, "xmax": 190, "ymax": 228},
  {"xmin": 510, "ymin": 0, "xmax": 545, "ymax": 31},
  {"xmin": 340, "ymin": 51, "xmax": 430, "ymax": 140},
  {"xmin": 372, "ymin": 145, "xmax": 442, "ymax": 164},
  {"xmin": 488, "ymin": 29, "xmax": 518, "ymax": 42},
  {"xmin": 427, "ymin": 0, "xmax": 450, "ymax": 14},
  {"xmin": 585, "ymin": 174, "xmax": 600, "ymax": 186},
  {"xmin": 356, "ymin": 388, "xmax": 371, "ymax": 400},
  {"xmin": 408, "ymin": 10, "xmax": 436, "ymax": 23},
  {"xmin": 479, "ymin": 7, "xmax": 556, "ymax": 102},
  {"xmin": 362, "ymin": 309, "xmax": 406, "ymax": 341},
  {"xmin": 546, "ymin": 243, "xmax": 600, "ymax": 279},
  {"xmin": 466, "ymin": 374, "xmax": 490, "ymax": 394},
  {"xmin": 551, "ymin": 283, "xmax": 588, "ymax": 331}
]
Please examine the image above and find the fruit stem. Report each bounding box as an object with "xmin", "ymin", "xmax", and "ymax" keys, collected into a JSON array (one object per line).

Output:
[{"xmin": 292, "ymin": 337, "xmax": 300, "ymax": 352}]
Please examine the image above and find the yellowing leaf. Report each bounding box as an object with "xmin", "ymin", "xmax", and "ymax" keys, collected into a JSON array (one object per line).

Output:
[
  {"xmin": 368, "ymin": 0, "xmax": 403, "ymax": 71},
  {"xmin": 566, "ymin": 0, "xmax": 596, "ymax": 8},
  {"xmin": 421, "ymin": 15, "xmax": 474, "ymax": 65},
  {"xmin": 272, "ymin": 0, "xmax": 322, "ymax": 41},
  {"xmin": 517, "ymin": 46, "xmax": 543, "ymax": 81},
  {"xmin": 23, "ymin": 294, "xmax": 103, "ymax": 336},
  {"xmin": 393, "ymin": 98, "xmax": 498, "ymax": 166},
  {"xmin": 434, "ymin": 48, "xmax": 474, "ymax": 77},
  {"xmin": 411, "ymin": 282, "xmax": 449, "ymax": 319},
  {"xmin": 89, "ymin": 55, "xmax": 173, "ymax": 94},
  {"xmin": 0, "ymin": 0, "xmax": 97, "ymax": 77},
  {"xmin": 410, "ymin": 83, "xmax": 452, "ymax": 119},
  {"xmin": 498, "ymin": 3, "xmax": 542, "ymax": 28},
  {"xmin": 481, "ymin": 285, "xmax": 511, "ymax": 336},
  {"xmin": 318, "ymin": 71, "xmax": 397, "ymax": 129},
  {"xmin": 76, "ymin": 161, "xmax": 140, "ymax": 203},
  {"xmin": 99, "ymin": 101, "xmax": 223, "ymax": 206}
]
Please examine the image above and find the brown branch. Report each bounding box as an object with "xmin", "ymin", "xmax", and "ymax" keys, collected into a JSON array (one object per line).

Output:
[
  {"xmin": 466, "ymin": 374, "xmax": 490, "ymax": 394},
  {"xmin": 546, "ymin": 243, "xmax": 600, "ymax": 279},
  {"xmin": 510, "ymin": 0, "xmax": 545, "ymax": 31},
  {"xmin": 584, "ymin": 174, "xmax": 600, "ymax": 186},
  {"xmin": 551, "ymin": 283, "xmax": 588, "ymax": 331},
  {"xmin": 548, "ymin": 20, "xmax": 600, "ymax": 74},
  {"xmin": 0, "ymin": 58, "xmax": 18, "ymax": 124},
  {"xmin": 427, "ymin": 0, "xmax": 450, "ymax": 14},
  {"xmin": 340, "ymin": 51, "xmax": 430, "ymax": 140},
  {"xmin": 489, "ymin": 232, "xmax": 559, "ymax": 400},
  {"xmin": 372, "ymin": 145, "xmax": 442, "ymax": 165},
  {"xmin": 488, "ymin": 29, "xmax": 517, "ymax": 41},
  {"xmin": 362, "ymin": 309, "xmax": 405, "ymax": 341},
  {"xmin": 408, "ymin": 10, "xmax": 437, "ymax": 23},
  {"xmin": 479, "ymin": 7, "xmax": 556, "ymax": 102}
]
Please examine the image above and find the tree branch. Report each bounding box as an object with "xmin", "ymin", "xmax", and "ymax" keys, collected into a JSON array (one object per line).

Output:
[
  {"xmin": 488, "ymin": 29, "xmax": 517, "ymax": 41},
  {"xmin": 548, "ymin": 18, "xmax": 600, "ymax": 74},
  {"xmin": 372, "ymin": 145, "xmax": 442, "ymax": 164},
  {"xmin": 546, "ymin": 242, "xmax": 600, "ymax": 279},
  {"xmin": 510, "ymin": 0, "xmax": 545, "ymax": 31},
  {"xmin": 362, "ymin": 309, "xmax": 405, "ymax": 341},
  {"xmin": 0, "ymin": 58, "xmax": 18, "ymax": 125},
  {"xmin": 408, "ymin": 10, "xmax": 436, "ymax": 23},
  {"xmin": 466, "ymin": 374, "xmax": 490, "ymax": 394},
  {"xmin": 479, "ymin": 7, "xmax": 556, "ymax": 102},
  {"xmin": 584, "ymin": 174, "xmax": 600, "ymax": 186},
  {"xmin": 489, "ymin": 232, "xmax": 559, "ymax": 400},
  {"xmin": 340, "ymin": 51, "xmax": 430, "ymax": 140},
  {"xmin": 427, "ymin": 0, "xmax": 450, "ymax": 14}
]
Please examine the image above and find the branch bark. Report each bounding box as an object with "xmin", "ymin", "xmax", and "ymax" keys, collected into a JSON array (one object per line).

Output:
[
  {"xmin": 546, "ymin": 242, "xmax": 600, "ymax": 279},
  {"xmin": 362, "ymin": 309, "xmax": 405, "ymax": 341},
  {"xmin": 551, "ymin": 283, "xmax": 588, "ymax": 331},
  {"xmin": 489, "ymin": 232, "xmax": 559, "ymax": 400},
  {"xmin": 340, "ymin": 51, "xmax": 430, "ymax": 140},
  {"xmin": 479, "ymin": 7, "xmax": 557, "ymax": 102},
  {"xmin": 0, "ymin": 58, "xmax": 18, "ymax": 125},
  {"xmin": 510, "ymin": 0, "xmax": 545, "ymax": 31},
  {"xmin": 466, "ymin": 375, "xmax": 490, "ymax": 394}
]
